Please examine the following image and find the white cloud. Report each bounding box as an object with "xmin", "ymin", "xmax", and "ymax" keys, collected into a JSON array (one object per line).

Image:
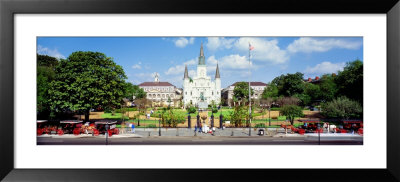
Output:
[
  {"xmin": 233, "ymin": 37, "xmax": 289, "ymax": 64},
  {"xmin": 205, "ymin": 55, "xmax": 257, "ymax": 79},
  {"xmin": 134, "ymin": 72, "xmax": 157, "ymax": 79},
  {"xmin": 129, "ymin": 80, "xmax": 141, "ymax": 85},
  {"xmin": 174, "ymin": 37, "xmax": 195, "ymax": 48},
  {"xmin": 164, "ymin": 58, "xmax": 197, "ymax": 75},
  {"xmin": 206, "ymin": 37, "xmax": 235, "ymax": 51},
  {"xmin": 287, "ymin": 37, "xmax": 362, "ymax": 53},
  {"xmin": 189, "ymin": 37, "xmax": 195, "ymax": 44},
  {"xmin": 214, "ymin": 54, "xmax": 254, "ymax": 70},
  {"xmin": 37, "ymin": 45, "xmax": 65, "ymax": 59},
  {"xmin": 304, "ymin": 61, "xmax": 346, "ymax": 75},
  {"xmin": 132, "ymin": 62, "xmax": 142, "ymax": 69}
]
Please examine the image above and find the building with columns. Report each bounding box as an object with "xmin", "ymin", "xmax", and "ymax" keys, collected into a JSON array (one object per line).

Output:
[
  {"xmin": 183, "ymin": 43, "xmax": 221, "ymax": 108},
  {"xmin": 139, "ymin": 73, "xmax": 182, "ymax": 107}
]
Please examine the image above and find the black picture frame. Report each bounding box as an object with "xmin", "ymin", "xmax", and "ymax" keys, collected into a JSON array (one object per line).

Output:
[{"xmin": 1, "ymin": 0, "xmax": 399, "ymax": 181}]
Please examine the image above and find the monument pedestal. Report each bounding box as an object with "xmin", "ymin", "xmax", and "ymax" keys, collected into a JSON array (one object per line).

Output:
[{"xmin": 197, "ymin": 101, "xmax": 208, "ymax": 110}]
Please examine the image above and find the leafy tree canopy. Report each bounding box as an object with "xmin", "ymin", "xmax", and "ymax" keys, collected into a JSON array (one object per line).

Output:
[
  {"xmin": 280, "ymin": 105, "xmax": 304, "ymax": 125},
  {"xmin": 124, "ymin": 82, "xmax": 146, "ymax": 100},
  {"xmin": 37, "ymin": 54, "xmax": 59, "ymax": 68},
  {"xmin": 37, "ymin": 54, "xmax": 59, "ymax": 118},
  {"xmin": 262, "ymin": 84, "xmax": 278, "ymax": 100},
  {"xmin": 319, "ymin": 74, "xmax": 337, "ymax": 102},
  {"xmin": 233, "ymin": 82, "xmax": 254, "ymax": 103},
  {"xmin": 335, "ymin": 60, "xmax": 363, "ymax": 104},
  {"xmin": 272, "ymin": 72, "xmax": 305, "ymax": 97},
  {"xmin": 49, "ymin": 51, "xmax": 127, "ymax": 121}
]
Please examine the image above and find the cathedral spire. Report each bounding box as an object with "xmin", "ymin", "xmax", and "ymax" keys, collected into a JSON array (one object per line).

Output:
[
  {"xmin": 198, "ymin": 42, "xmax": 205, "ymax": 65},
  {"xmin": 215, "ymin": 62, "xmax": 220, "ymax": 79},
  {"xmin": 184, "ymin": 64, "xmax": 189, "ymax": 79},
  {"xmin": 200, "ymin": 42, "xmax": 204, "ymax": 57}
]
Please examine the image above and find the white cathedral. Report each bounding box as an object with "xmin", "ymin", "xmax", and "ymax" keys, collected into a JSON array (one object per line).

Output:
[{"xmin": 183, "ymin": 43, "xmax": 221, "ymax": 108}]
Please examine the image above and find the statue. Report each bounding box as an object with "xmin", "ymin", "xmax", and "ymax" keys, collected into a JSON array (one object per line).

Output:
[{"xmin": 200, "ymin": 92, "xmax": 205, "ymax": 101}]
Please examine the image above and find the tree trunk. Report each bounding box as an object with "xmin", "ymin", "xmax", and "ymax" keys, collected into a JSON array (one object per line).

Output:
[{"xmin": 84, "ymin": 109, "xmax": 90, "ymax": 123}]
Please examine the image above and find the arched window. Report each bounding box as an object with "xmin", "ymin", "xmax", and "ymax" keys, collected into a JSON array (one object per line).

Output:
[{"xmin": 185, "ymin": 92, "xmax": 187, "ymax": 95}]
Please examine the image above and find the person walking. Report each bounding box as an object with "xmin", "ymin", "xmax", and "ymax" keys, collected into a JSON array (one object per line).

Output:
[
  {"xmin": 131, "ymin": 123, "xmax": 135, "ymax": 133},
  {"xmin": 199, "ymin": 122, "xmax": 202, "ymax": 133}
]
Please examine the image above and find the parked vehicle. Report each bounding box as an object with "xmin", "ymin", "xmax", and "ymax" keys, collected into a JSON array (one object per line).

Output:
[
  {"xmin": 58, "ymin": 120, "xmax": 83, "ymax": 135},
  {"xmin": 94, "ymin": 120, "xmax": 119, "ymax": 137}
]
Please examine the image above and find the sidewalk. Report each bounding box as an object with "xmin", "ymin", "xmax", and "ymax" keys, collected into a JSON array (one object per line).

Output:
[{"xmin": 37, "ymin": 128, "xmax": 363, "ymax": 139}]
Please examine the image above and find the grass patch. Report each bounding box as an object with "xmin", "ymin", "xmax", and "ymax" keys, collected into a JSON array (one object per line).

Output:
[
  {"xmin": 101, "ymin": 113, "xmax": 129, "ymax": 120},
  {"xmin": 152, "ymin": 109, "xmax": 234, "ymax": 118}
]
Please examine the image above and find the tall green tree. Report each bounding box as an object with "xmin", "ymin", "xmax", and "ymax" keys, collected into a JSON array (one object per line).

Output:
[
  {"xmin": 298, "ymin": 82, "xmax": 321, "ymax": 106},
  {"xmin": 335, "ymin": 60, "xmax": 363, "ymax": 104},
  {"xmin": 276, "ymin": 72, "xmax": 305, "ymax": 97},
  {"xmin": 37, "ymin": 54, "xmax": 59, "ymax": 118},
  {"xmin": 49, "ymin": 51, "xmax": 127, "ymax": 122},
  {"xmin": 233, "ymin": 82, "xmax": 254, "ymax": 105},
  {"xmin": 319, "ymin": 74, "xmax": 337, "ymax": 102},
  {"xmin": 280, "ymin": 105, "xmax": 304, "ymax": 125},
  {"xmin": 124, "ymin": 82, "xmax": 146, "ymax": 100},
  {"xmin": 262, "ymin": 84, "xmax": 278, "ymax": 100}
]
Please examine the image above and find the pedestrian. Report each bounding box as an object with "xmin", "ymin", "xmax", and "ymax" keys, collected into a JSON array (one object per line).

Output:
[
  {"xmin": 194, "ymin": 124, "xmax": 197, "ymax": 132},
  {"xmin": 131, "ymin": 123, "xmax": 135, "ymax": 133},
  {"xmin": 199, "ymin": 123, "xmax": 202, "ymax": 133}
]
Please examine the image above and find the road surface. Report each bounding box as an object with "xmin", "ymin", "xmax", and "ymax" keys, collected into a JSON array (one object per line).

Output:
[{"xmin": 37, "ymin": 135, "xmax": 363, "ymax": 145}]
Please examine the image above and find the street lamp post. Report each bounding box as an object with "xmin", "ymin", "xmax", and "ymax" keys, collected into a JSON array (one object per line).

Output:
[
  {"xmin": 105, "ymin": 123, "xmax": 109, "ymax": 145},
  {"xmin": 268, "ymin": 106, "xmax": 271, "ymax": 126},
  {"xmin": 318, "ymin": 123, "xmax": 321, "ymax": 145},
  {"xmin": 159, "ymin": 114, "xmax": 161, "ymax": 136},
  {"xmin": 248, "ymin": 43, "xmax": 252, "ymax": 136}
]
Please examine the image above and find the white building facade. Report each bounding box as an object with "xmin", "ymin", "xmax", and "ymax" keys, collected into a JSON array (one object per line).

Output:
[
  {"xmin": 139, "ymin": 73, "xmax": 181, "ymax": 107},
  {"xmin": 183, "ymin": 43, "xmax": 221, "ymax": 108}
]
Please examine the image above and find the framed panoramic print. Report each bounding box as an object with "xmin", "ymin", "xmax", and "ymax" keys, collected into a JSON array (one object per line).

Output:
[{"xmin": 1, "ymin": 0, "xmax": 400, "ymax": 181}]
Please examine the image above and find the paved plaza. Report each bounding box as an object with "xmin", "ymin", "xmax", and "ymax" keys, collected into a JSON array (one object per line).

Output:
[{"xmin": 37, "ymin": 127, "xmax": 363, "ymax": 145}]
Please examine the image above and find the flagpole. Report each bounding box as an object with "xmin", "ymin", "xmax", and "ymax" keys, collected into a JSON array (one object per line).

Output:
[{"xmin": 248, "ymin": 43, "xmax": 252, "ymax": 136}]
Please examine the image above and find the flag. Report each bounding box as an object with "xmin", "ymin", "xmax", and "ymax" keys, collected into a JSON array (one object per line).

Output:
[{"xmin": 249, "ymin": 43, "xmax": 254, "ymax": 51}]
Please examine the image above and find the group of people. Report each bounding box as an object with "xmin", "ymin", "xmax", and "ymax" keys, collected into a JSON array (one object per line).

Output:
[{"xmin": 194, "ymin": 122, "xmax": 216, "ymax": 134}]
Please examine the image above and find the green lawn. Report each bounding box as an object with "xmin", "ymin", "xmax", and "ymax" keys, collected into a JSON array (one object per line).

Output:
[
  {"xmin": 151, "ymin": 109, "xmax": 234, "ymax": 118},
  {"xmin": 101, "ymin": 113, "xmax": 129, "ymax": 120}
]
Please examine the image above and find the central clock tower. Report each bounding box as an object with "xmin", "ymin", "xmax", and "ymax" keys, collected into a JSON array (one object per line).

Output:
[{"xmin": 197, "ymin": 42, "xmax": 207, "ymax": 78}]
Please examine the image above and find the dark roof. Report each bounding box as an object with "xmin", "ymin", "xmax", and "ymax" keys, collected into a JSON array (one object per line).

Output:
[
  {"xmin": 138, "ymin": 82, "xmax": 175, "ymax": 87},
  {"xmin": 231, "ymin": 82, "xmax": 267, "ymax": 87}
]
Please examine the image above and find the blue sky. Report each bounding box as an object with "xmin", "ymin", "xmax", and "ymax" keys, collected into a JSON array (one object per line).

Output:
[{"xmin": 37, "ymin": 37, "xmax": 363, "ymax": 88}]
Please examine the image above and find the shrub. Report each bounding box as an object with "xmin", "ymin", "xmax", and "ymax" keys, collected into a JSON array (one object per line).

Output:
[
  {"xmin": 255, "ymin": 123, "xmax": 266, "ymax": 128},
  {"xmin": 186, "ymin": 106, "xmax": 197, "ymax": 114},
  {"xmin": 104, "ymin": 107, "xmax": 112, "ymax": 113},
  {"xmin": 321, "ymin": 96, "xmax": 362, "ymax": 119},
  {"xmin": 147, "ymin": 124, "xmax": 156, "ymax": 128}
]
